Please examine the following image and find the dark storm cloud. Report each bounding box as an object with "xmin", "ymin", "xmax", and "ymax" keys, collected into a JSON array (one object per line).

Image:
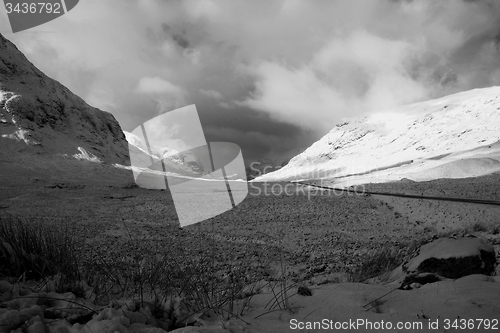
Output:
[
  {"xmin": 162, "ymin": 23, "xmax": 190, "ymax": 49},
  {"xmin": 2, "ymin": 0, "xmax": 500, "ymax": 163},
  {"xmin": 494, "ymin": 30, "xmax": 500, "ymax": 53},
  {"xmin": 172, "ymin": 33, "xmax": 190, "ymax": 49}
]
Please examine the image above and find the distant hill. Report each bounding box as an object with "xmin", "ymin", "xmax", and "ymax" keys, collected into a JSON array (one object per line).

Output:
[{"xmin": 245, "ymin": 147, "xmax": 306, "ymax": 180}]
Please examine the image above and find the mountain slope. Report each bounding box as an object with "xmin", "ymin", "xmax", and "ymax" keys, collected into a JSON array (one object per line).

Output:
[
  {"xmin": 123, "ymin": 130, "xmax": 206, "ymax": 177},
  {"xmin": 245, "ymin": 146, "xmax": 306, "ymax": 180},
  {"xmin": 0, "ymin": 33, "xmax": 128, "ymax": 166},
  {"xmin": 255, "ymin": 87, "xmax": 500, "ymax": 185}
]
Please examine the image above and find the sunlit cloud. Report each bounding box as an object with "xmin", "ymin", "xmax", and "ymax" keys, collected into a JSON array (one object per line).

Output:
[{"xmin": 2, "ymin": 0, "xmax": 500, "ymax": 162}]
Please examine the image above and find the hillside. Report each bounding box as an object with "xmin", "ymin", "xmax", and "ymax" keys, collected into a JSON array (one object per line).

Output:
[
  {"xmin": 0, "ymin": 33, "xmax": 129, "ymax": 166},
  {"xmin": 255, "ymin": 87, "xmax": 500, "ymax": 186}
]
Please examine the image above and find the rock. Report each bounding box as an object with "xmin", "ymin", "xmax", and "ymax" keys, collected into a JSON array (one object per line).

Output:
[
  {"xmin": 403, "ymin": 236, "xmax": 496, "ymax": 279},
  {"xmin": 297, "ymin": 285, "xmax": 313, "ymax": 296}
]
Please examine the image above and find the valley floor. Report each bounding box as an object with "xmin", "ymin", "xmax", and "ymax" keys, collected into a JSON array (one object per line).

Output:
[{"xmin": 1, "ymin": 162, "xmax": 499, "ymax": 332}]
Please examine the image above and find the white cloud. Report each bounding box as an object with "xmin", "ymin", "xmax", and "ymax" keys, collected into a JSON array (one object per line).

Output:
[
  {"xmin": 240, "ymin": 62, "xmax": 347, "ymax": 131},
  {"xmin": 5, "ymin": 0, "xmax": 500, "ymax": 140},
  {"xmin": 184, "ymin": 0, "xmax": 221, "ymax": 20},
  {"xmin": 136, "ymin": 77, "xmax": 184, "ymax": 95},
  {"xmin": 136, "ymin": 77, "xmax": 186, "ymax": 113},
  {"xmin": 240, "ymin": 31, "xmax": 432, "ymax": 130},
  {"xmin": 199, "ymin": 89, "xmax": 223, "ymax": 100}
]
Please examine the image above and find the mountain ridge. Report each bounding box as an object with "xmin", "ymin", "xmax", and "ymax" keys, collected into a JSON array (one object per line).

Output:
[{"xmin": 255, "ymin": 87, "xmax": 500, "ymax": 185}]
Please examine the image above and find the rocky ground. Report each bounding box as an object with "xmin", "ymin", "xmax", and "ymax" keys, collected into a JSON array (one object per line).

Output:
[
  {"xmin": 0, "ymin": 164, "xmax": 431, "ymax": 282},
  {"xmin": 1, "ymin": 162, "xmax": 499, "ymax": 332}
]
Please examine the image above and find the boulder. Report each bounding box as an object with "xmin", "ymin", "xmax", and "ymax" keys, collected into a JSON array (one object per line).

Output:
[{"xmin": 403, "ymin": 236, "xmax": 496, "ymax": 279}]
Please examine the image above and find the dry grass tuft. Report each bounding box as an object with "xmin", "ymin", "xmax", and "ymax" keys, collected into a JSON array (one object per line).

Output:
[
  {"xmin": 0, "ymin": 213, "xmax": 81, "ymax": 285},
  {"xmin": 348, "ymin": 242, "xmax": 418, "ymax": 282}
]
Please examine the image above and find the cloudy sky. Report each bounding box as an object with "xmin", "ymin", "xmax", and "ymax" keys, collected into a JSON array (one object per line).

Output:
[{"xmin": 1, "ymin": 0, "xmax": 500, "ymax": 163}]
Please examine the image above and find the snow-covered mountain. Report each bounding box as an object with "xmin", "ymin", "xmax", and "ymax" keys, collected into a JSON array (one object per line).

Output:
[
  {"xmin": 123, "ymin": 130, "xmax": 206, "ymax": 176},
  {"xmin": 255, "ymin": 87, "xmax": 500, "ymax": 186},
  {"xmin": 0, "ymin": 33, "xmax": 129, "ymax": 165}
]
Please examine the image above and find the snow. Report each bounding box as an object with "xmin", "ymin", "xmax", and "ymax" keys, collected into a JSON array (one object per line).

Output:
[
  {"xmin": 3, "ymin": 268, "xmax": 500, "ymax": 333},
  {"xmin": 72, "ymin": 147, "xmax": 102, "ymax": 163},
  {"xmin": 123, "ymin": 130, "xmax": 205, "ymax": 175},
  {"xmin": 124, "ymin": 130, "xmax": 149, "ymax": 152},
  {"xmin": 405, "ymin": 237, "xmax": 495, "ymax": 273},
  {"xmin": 1, "ymin": 128, "xmax": 39, "ymax": 145},
  {"xmin": 255, "ymin": 87, "xmax": 500, "ymax": 185}
]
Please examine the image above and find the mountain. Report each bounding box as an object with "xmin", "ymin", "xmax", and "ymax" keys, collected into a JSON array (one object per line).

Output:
[
  {"xmin": 123, "ymin": 130, "xmax": 206, "ymax": 177},
  {"xmin": 255, "ymin": 87, "xmax": 500, "ymax": 186},
  {"xmin": 0, "ymin": 33, "xmax": 129, "ymax": 167}
]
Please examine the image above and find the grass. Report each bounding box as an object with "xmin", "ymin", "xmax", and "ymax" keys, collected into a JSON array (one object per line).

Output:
[
  {"xmin": 348, "ymin": 241, "xmax": 418, "ymax": 282},
  {"xmin": 0, "ymin": 211, "xmax": 419, "ymax": 324},
  {"xmin": 0, "ymin": 213, "xmax": 290, "ymax": 330},
  {"xmin": 13, "ymin": 208, "xmax": 493, "ymax": 330},
  {"xmin": 88, "ymin": 234, "xmax": 297, "ymax": 328},
  {"xmin": 0, "ymin": 212, "xmax": 82, "ymax": 285}
]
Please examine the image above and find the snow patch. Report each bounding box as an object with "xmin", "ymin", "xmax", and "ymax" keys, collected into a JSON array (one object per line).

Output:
[
  {"xmin": 1, "ymin": 128, "xmax": 39, "ymax": 145},
  {"xmin": 3, "ymin": 93, "xmax": 20, "ymax": 115},
  {"xmin": 72, "ymin": 147, "xmax": 102, "ymax": 163}
]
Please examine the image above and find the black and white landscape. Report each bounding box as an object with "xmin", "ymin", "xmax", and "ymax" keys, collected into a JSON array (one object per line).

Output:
[{"xmin": 1, "ymin": 2, "xmax": 500, "ymax": 333}]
